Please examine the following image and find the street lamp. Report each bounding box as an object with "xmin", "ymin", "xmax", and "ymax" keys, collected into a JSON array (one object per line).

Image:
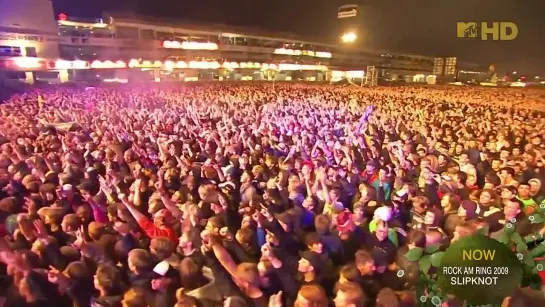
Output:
[{"xmin": 341, "ymin": 32, "xmax": 357, "ymax": 43}]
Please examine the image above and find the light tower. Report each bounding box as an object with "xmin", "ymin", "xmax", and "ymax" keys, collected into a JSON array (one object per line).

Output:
[{"xmin": 337, "ymin": 4, "xmax": 360, "ymax": 44}]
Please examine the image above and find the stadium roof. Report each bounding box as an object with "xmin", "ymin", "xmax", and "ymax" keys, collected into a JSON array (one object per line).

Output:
[
  {"xmin": 104, "ymin": 12, "xmax": 311, "ymax": 42},
  {"xmin": 102, "ymin": 13, "xmax": 438, "ymax": 60}
]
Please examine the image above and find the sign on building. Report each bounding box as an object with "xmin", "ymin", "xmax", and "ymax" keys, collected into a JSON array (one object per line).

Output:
[
  {"xmin": 338, "ymin": 4, "xmax": 358, "ymax": 19},
  {"xmin": 456, "ymin": 22, "xmax": 518, "ymax": 41}
]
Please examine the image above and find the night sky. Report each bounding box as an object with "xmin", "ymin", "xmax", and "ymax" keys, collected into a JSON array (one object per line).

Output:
[{"xmin": 51, "ymin": 0, "xmax": 545, "ymax": 74}]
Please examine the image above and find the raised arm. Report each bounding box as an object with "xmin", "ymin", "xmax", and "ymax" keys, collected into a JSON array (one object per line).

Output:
[
  {"xmin": 318, "ymin": 168, "xmax": 332, "ymax": 205},
  {"xmin": 155, "ymin": 179, "xmax": 183, "ymax": 219},
  {"xmin": 118, "ymin": 193, "xmax": 147, "ymax": 224},
  {"xmin": 210, "ymin": 236, "xmax": 237, "ymax": 278}
]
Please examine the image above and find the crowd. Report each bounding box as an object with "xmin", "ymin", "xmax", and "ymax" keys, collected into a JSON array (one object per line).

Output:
[{"xmin": 0, "ymin": 83, "xmax": 545, "ymax": 307}]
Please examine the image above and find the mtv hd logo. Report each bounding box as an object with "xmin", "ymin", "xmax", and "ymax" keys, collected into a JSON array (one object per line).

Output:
[
  {"xmin": 458, "ymin": 22, "xmax": 479, "ymax": 38},
  {"xmin": 457, "ymin": 22, "xmax": 518, "ymax": 41}
]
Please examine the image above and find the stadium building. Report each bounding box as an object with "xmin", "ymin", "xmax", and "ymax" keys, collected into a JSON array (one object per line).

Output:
[{"xmin": 0, "ymin": 0, "xmax": 445, "ymax": 84}]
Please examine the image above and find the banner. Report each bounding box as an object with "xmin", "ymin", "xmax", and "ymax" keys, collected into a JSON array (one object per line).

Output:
[{"xmin": 38, "ymin": 119, "xmax": 76, "ymax": 131}]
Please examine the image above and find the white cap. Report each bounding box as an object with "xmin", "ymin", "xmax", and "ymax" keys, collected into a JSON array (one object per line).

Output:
[
  {"xmin": 374, "ymin": 206, "xmax": 392, "ymax": 222},
  {"xmin": 62, "ymin": 184, "xmax": 73, "ymax": 192},
  {"xmin": 218, "ymin": 181, "xmax": 236, "ymax": 190},
  {"xmin": 333, "ymin": 201, "xmax": 345, "ymax": 212},
  {"xmin": 153, "ymin": 260, "xmax": 170, "ymax": 276}
]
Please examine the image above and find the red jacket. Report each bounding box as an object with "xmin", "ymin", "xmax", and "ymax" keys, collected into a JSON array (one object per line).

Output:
[{"xmin": 137, "ymin": 217, "xmax": 177, "ymax": 243}]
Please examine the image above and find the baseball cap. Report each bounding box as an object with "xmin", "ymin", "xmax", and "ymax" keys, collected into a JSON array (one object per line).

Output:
[
  {"xmin": 62, "ymin": 184, "xmax": 74, "ymax": 192},
  {"xmin": 152, "ymin": 260, "xmax": 177, "ymax": 279},
  {"xmin": 371, "ymin": 248, "xmax": 389, "ymax": 267},
  {"xmin": 299, "ymin": 251, "xmax": 322, "ymax": 271},
  {"xmin": 218, "ymin": 181, "xmax": 236, "ymax": 191},
  {"xmin": 529, "ymin": 178, "xmax": 541, "ymax": 186},
  {"xmin": 332, "ymin": 201, "xmax": 345, "ymax": 213},
  {"xmin": 373, "ymin": 206, "xmax": 392, "ymax": 222}
]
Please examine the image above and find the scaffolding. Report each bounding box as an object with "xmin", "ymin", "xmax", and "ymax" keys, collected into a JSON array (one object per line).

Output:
[{"xmin": 365, "ymin": 65, "xmax": 378, "ymax": 86}]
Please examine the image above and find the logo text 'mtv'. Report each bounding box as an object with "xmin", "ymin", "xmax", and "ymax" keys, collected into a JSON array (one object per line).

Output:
[{"xmin": 457, "ymin": 22, "xmax": 518, "ymax": 41}]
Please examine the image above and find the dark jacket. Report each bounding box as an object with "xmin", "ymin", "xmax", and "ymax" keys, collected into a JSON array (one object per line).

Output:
[
  {"xmin": 90, "ymin": 295, "xmax": 122, "ymax": 307},
  {"xmin": 185, "ymin": 268, "xmax": 223, "ymax": 305},
  {"xmin": 444, "ymin": 211, "xmax": 462, "ymax": 237}
]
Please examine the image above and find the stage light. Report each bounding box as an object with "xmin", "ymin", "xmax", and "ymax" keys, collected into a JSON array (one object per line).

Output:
[{"xmin": 341, "ymin": 32, "xmax": 357, "ymax": 43}]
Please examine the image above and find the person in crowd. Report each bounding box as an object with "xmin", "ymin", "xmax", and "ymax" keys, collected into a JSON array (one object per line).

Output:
[{"xmin": 0, "ymin": 83, "xmax": 545, "ymax": 307}]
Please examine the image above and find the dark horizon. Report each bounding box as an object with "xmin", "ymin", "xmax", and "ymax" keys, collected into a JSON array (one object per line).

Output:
[{"xmin": 51, "ymin": 0, "xmax": 545, "ymax": 75}]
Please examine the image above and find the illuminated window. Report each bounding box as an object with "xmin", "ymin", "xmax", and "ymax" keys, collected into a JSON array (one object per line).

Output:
[{"xmin": 0, "ymin": 46, "xmax": 22, "ymax": 57}]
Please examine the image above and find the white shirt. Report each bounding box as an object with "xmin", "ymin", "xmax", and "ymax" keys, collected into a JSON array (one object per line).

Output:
[{"xmin": 460, "ymin": 163, "xmax": 476, "ymax": 177}]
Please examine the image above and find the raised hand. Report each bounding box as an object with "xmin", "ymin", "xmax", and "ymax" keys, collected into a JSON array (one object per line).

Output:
[
  {"xmin": 47, "ymin": 265, "xmax": 64, "ymax": 284},
  {"xmin": 118, "ymin": 193, "xmax": 128, "ymax": 203},
  {"xmin": 72, "ymin": 225, "xmax": 85, "ymax": 249},
  {"xmin": 218, "ymin": 194, "xmax": 228, "ymax": 207},
  {"xmin": 157, "ymin": 167, "xmax": 166, "ymax": 180},
  {"xmin": 113, "ymin": 221, "xmax": 130, "ymax": 235},
  {"xmin": 82, "ymin": 191, "xmax": 94, "ymax": 204},
  {"xmin": 17, "ymin": 215, "xmax": 35, "ymax": 240},
  {"xmin": 268, "ymin": 291, "xmax": 283, "ymax": 307},
  {"xmin": 200, "ymin": 229, "xmax": 211, "ymax": 244},
  {"xmin": 260, "ymin": 207, "xmax": 273, "ymax": 222},
  {"xmin": 261, "ymin": 243, "xmax": 273, "ymax": 260},
  {"xmin": 98, "ymin": 174, "xmax": 107, "ymax": 188},
  {"xmin": 33, "ymin": 219, "xmax": 48, "ymax": 240},
  {"xmin": 168, "ymin": 146, "xmax": 176, "ymax": 157},
  {"xmin": 212, "ymin": 163, "xmax": 220, "ymax": 171},
  {"xmin": 219, "ymin": 227, "xmax": 233, "ymax": 240}
]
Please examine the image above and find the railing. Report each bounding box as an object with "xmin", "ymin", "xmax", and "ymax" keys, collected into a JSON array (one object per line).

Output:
[
  {"xmin": 59, "ymin": 36, "xmax": 162, "ymax": 48},
  {"xmin": 56, "ymin": 36, "xmax": 434, "ymax": 72},
  {"xmin": 220, "ymin": 44, "xmax": 275, "ymax": 54}
]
